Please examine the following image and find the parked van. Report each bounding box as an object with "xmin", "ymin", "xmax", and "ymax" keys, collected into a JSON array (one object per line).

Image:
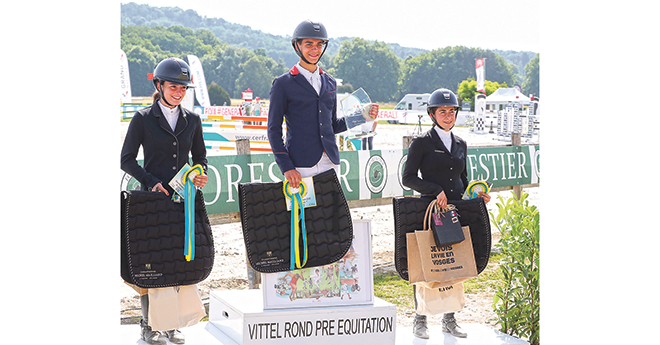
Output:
[{"xmin": 390, "ymin": 93, "xmax": 433, "ymax": 124}]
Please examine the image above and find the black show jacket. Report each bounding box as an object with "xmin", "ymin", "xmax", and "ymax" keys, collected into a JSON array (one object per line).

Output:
[
  {"xmin": 402, "ymin": 128, "xmax": 468, "ymax": 200},
  {"xmin": 121, "ymin": 103, "xmax": 208, "ymax": 196}
]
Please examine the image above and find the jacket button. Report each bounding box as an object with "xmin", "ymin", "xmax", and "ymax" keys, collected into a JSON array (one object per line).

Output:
[
  {"xmin": 173, "ymin": 142, "xmax": 177, "ymax": 146},
  {"xmin": 172, "ymin": 166, "xmax": 177, "ymax": 170},
  {"xmin": 173, "ymin": 154, "xmax": 177, "ymax": 158}
]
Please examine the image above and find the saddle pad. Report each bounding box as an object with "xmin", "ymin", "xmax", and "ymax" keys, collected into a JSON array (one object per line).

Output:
[
  {"xmin": 238, "ymin": 169, "xmax": 353, "ymax": 273},
  {"xmin": 120, "ymin": 189, "xmax": 214, "ymax": 288},
  {"xmin": 393, "ymin": 196, "xmax": 491, "ymax": 281}
]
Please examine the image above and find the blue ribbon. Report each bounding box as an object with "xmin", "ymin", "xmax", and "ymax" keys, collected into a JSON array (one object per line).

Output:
[
  {"xmin": 284, "ymin": 181, "xmax": 308, "ymax": 270},
  {"xmin": 183, "ymin": 164, "xmax": 204, "ymax": 261}
]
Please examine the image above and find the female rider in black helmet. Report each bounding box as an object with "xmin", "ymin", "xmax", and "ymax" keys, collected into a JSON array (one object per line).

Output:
[
  {"xmin": 120, "ymin": 57, "xmax": 208, "ymax": 345},
  {"xmin": 402, "ymin": 88, "xmax": 490, "ymax": 339}
]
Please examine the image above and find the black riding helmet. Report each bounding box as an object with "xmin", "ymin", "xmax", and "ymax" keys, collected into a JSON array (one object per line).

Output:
[
  {"xmin": 427, "ymin": 88, "xmax": 460, "ymax": 130},
  {"xmin": 291, "ymin": 20, "xmax": 329, "ymax": 65},
  {"xmin": 152, "ymin": 58, "xmax": 195, "ymax": 107}
]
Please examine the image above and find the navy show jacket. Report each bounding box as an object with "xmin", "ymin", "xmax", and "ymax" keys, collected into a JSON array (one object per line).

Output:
[
  {"xmin": 268, "ymin": 65, "xmax": 357, "ymax": 174},
  {"xmin": 120, "ymin": 103, "xmax": 208, "ymax": 196}
]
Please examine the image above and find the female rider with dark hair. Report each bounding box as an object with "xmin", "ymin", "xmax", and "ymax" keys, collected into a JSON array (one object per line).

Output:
[
  {"xmin": 121, "ymin": 57, "xmax": 208, "ymax": 345},
  {"xmin": 402, "ymin": 88, "xmax": 490, "ymax": 339}
]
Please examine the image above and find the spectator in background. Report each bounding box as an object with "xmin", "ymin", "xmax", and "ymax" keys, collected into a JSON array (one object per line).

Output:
[{"xmin": 361, "ymin": 119, "xmax": 377, "ymax": 150}]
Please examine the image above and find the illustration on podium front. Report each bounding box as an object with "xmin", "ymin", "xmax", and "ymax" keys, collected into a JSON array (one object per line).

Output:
[{"xmin": 262, "ymin": 220, "xmax": 374, "ymax": 309}]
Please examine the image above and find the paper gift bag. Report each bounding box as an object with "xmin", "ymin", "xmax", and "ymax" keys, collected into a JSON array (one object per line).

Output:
[
  {"xmin": 415, "ymin": 283, "xmax": 465, "ymax": 315},
  {"xmin": 427, "ymin": 202, "xmax": 465, "ymax": 247},
  {"xmin": 148, "ymin": 284, "xmax": 206, "ymax": 331},
  {"xmin": 406, "ymin": 230, "xmax": 471, "ymax": 288},
  {"xmin": 414, "ymin": 226, "xmax": 477, "ymax": 288},
  {"xmin": 406, "ymin": 231, "xmax": 425, "ymax": 285}
]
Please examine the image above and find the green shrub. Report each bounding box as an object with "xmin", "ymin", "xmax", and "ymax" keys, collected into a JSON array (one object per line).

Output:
[
  {"xmin": 490, "ymin": 191, "xmax": 540, "ymax": 345},
  {"xmin": 207, "ymin": 82, "xmax": 231, "ymax": 106}
]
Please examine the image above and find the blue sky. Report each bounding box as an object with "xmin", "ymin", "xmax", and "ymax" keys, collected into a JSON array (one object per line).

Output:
[{"xmin": 124, "ymin": 0, "xmax": 540, "ymax": 53}]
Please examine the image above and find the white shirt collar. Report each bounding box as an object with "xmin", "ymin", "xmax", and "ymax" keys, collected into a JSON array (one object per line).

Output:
[
  {"xmin": 157, "ymin": 100, "xmax": 180, "ymax": 131},
  {"xmin": 434, "ymin": 126, "xmax": 453, "ymax": 151},
  {"xmin": 296, "ymin": 62, "xmax": 321, "ymax": 94}
]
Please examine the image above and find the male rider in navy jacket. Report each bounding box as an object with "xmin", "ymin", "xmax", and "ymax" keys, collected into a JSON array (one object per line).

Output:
[{"xmin": 268, "ymin": 20, "xmax": 378, "ymax": 187}]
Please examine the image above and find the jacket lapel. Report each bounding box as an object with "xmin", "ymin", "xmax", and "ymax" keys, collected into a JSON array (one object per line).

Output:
[
  {"xmin": 173, "ymin": 106, "xmax": 188, "ymax": 135},
  {"xmin": 152, "ymin": 103, "xmax": 172, "ymax": 134},
  {"xmin": 318, "ymin": 69, "xmax": 326, "ymax": 95},
  {"xmin": 429, "ymin": 128, "xmax": 451, "ymax": 155},
  {"xmin": 449, "ymin": 132, "xmax": 460, "ymax": 156}
]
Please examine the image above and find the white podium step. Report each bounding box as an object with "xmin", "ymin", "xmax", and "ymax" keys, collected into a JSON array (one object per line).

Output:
[
  {"xmin": 120, "ymin": 321, "xmax": 237, "ymax": 344},
  {"xmin": 120, "ymin": 288, "xmax": 528, "ymax": 345},
  {"xmin": 120, "ymin": 321, "xmax": 529, "ymax": 345},
  {"xmin": 396, "ymin": 324, "xmax": 529, "ymax": 344}
]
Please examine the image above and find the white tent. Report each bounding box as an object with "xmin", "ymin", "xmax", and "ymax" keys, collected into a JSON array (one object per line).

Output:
[{"xmin": 486, "ymin": 88, "xmax": 530, "ymax": 103}]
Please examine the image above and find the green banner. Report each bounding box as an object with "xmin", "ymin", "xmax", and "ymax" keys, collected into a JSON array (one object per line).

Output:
[{"xmin": 120, "ymin": 145, "xmax": 539, "ymax": 215}]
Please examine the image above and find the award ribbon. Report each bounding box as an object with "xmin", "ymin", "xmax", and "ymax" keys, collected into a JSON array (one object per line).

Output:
[
  {"xmin": 466, "ymin": 180, "xmax": 491, "ymax": 199},
  {"xmin": 283, "ymin": 181, "xmax": 308, "ymax": 270},
  {"xmin": 182, "ymin": 164, "xmax": 204, "ymax": 261}
]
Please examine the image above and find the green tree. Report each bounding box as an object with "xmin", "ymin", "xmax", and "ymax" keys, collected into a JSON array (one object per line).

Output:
[
  {"xmin": 235, "ymin": 55, "xmax": 275, "ymax": 100},
  {"xmin": 522, "ymin": 54, "xmax": 540, "ymax": 97},
  {"xmin": 337, "ymin": 83, "xmax": 354, "ymax": 94},
  {"xmin": 457, "ymin": 78, "xmax": 507, "ymax": 110},
  {"xmin": 125, "ymin": 45, "xmax": 160, "ymax": 97},
  {"xmin": 204, "ymin": 45, "xmax": 255, "ymax": 98},
  {"xmin": 400, "ymin": 46, "xmax": 516, "ymax": 97},
  {"xmin": 207, "ymin": 82, "xmax": 231, "ymax": 106},
  {"xmin": 334, "ymin": 38, "xmax": 401, "ymax": 102}
]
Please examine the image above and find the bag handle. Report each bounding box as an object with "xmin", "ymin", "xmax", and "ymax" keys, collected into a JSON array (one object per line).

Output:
[
  {"xmin": 423, "ymin": 200, "xmax": 458, "ymax": 231},
  {"xmin": 423, "ymin": 200, "xmax": 438, "ymax": 231}
]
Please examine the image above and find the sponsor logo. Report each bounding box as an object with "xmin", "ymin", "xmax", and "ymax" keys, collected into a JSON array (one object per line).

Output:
[{"xmin": 365, "ymin": 155, "xmax": 387, "ymax": 194}]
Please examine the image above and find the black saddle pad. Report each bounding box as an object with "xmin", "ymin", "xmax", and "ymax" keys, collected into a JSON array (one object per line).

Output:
[
  {"xmin": 393, "ymin": 196, "xmax": 491, "ymax": 281},
  {"xmin": 238, "ymin": 169, "xmax": 353, "ymax": 273},
  {"xmin": 120, "ymin": 189, "xmax": 214, "ymax": 288}
]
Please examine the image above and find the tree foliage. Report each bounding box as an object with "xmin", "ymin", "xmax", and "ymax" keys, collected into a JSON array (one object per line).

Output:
[
  {"xmin": 121, "ymin": 24, "xmax": 282, "ymax": 99},
  {"xmin": 490, "ymin": 191, "xmax": 540, "ymax": 345},
  {"xmin": 207, "ymin": 82, "xmax": 231, "ymax": 106},
  {"xmin": 522, "ymin": 54, "xmax": 540, "ymax": 97},
  {"xmin": 236, "ymin": 55, "xmax": 278, "ymax": 100},
  {"xmin": 334, "ymin": 38, "xmax": 401, "ymax": 102},
  {"xmin": 121, "ymin": 2, "xmax": 428, "ymax": 67},
  {"xmin": 400, "ymin": 46, "xmax": 517, "ymax": 98},
  {"xmin": 457, "ymin": 78, "xmax": 508, "ymax": 110},
  {"xmin": 120, "ymin": 2, "xmax": 537, "ymax": 102},
  {"xmin": 493, "ymin": 49, "xmax": 537, "ymax": 84}
]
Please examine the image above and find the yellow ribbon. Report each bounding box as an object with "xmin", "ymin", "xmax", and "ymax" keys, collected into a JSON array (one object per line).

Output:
[
  {"xmin": 182, "ymin": 164, "xmax": 204, "ymax": 261},
  {"xmin": 466, "ymin": 180, "xmax": 490, "ymax": 199},
  {"xmin": 283, "ymin": 181, "xmax": 308, "ymax": 270}
]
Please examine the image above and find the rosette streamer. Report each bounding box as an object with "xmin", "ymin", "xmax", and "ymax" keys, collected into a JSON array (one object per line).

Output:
[
  {"xmin": 182, "ymin": 164, "xmax": 205, "ymax": 261},
  {"xmin": 283, "ymin": 181, "xmax": 308, "ymax": 270}
]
